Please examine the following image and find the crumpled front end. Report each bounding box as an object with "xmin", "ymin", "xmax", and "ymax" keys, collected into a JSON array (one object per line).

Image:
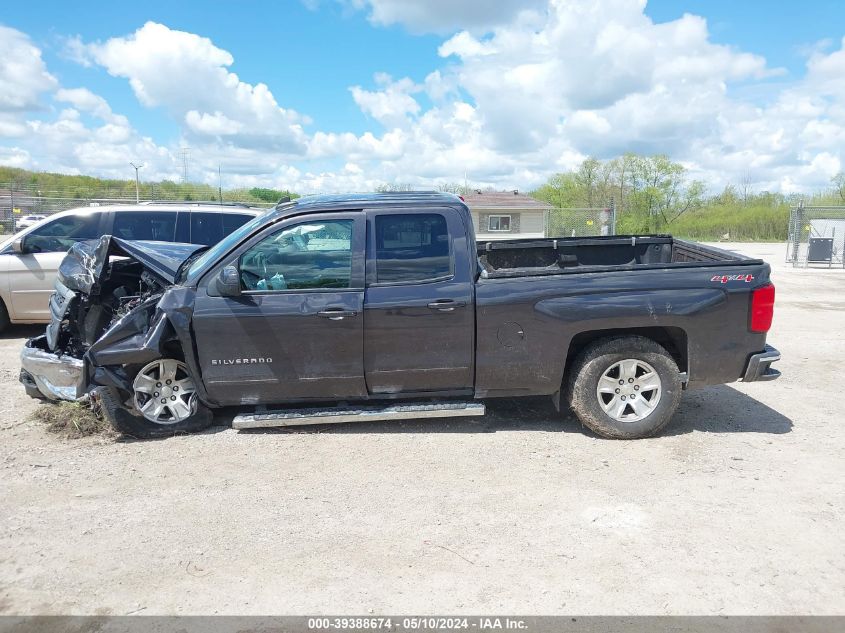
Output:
[
  {"xmin": 20, "ymin": 336, "xmax": 85, "ymax": 401},
  {"xmin": 20, "ymin": 235, "xmax": 205, "ymax": 402}
]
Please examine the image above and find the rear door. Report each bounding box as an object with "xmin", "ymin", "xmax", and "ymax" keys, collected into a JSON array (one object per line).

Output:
[
  {"xmin": 111, "ymin": 210, "xmax": 178, "ymax": 242},
  {"xmin": 192, "ymin": 211, "xmax": 367, "ymax": 406},
  {"xmin": 363, "ymin": 207, "xmax": 475, "ymax": 394}
]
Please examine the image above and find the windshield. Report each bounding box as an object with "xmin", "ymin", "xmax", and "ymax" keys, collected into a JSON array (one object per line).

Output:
[{"xmin": 185, "ymin": 208, "xmax": 275, "ymax": 283}]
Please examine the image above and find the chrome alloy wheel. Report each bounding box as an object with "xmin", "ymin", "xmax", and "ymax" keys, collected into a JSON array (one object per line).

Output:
[
  {"xmin": 596, "ymin": 358, "xmax": 662, "ymax": 423},
  {"xmin": 133, "ymin": 359, "xmax": 198, "ymax": 424}
]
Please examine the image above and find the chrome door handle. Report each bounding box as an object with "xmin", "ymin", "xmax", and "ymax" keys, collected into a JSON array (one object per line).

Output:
[
  {"xmin": 427, "ymin": 300, "xmax": 466, "ymax": 312},
  {"xmin": 317, "ymin": 309, "xmax": 357, "ymax": 320}
]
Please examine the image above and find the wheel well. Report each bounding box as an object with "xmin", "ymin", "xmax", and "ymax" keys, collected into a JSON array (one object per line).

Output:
[
  {"xmin": 0, "ymin": 295, "xmax": 10, "ymax": 330},
  {"xmin": 161, "ymin": 340, "xmax": 186, "ymax": 361},
  {"xmin": 564, "ymin": 327, "xmax": 688, "ymax": 379}
]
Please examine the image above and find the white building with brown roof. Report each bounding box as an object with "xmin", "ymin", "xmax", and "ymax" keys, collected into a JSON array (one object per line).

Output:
[{"xmin": 463, "ymin": 190, "xmax": 552, "ymax": 241}]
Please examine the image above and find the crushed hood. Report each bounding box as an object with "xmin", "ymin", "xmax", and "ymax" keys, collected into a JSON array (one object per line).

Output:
[{"xmin": 59, "ymin": 236, "xmax": 208, "ymax": 294}]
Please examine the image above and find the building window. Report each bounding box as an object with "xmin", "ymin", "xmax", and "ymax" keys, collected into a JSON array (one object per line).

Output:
[{"xmin": 488, "ymin": 215, "xmax": 511, "ymax": 232}]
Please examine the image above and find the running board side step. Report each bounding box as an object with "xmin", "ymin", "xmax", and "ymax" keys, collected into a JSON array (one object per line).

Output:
[{"xmin": 232, "ymin": 401, "xmax": 485, "ymax": 430}]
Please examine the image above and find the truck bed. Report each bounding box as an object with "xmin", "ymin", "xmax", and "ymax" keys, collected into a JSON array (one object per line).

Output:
[{"xmin": 477, "ymin": 235, "xmax": 759, "ymax": 278}]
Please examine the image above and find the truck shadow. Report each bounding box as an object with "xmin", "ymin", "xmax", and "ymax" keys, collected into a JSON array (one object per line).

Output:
[
  {"xmin": 225, "ymin": 384, "xmax": 792, "ymax": 437},
  {"xmin": 663, "ymin": 385, "xmax": 793, "ymax": 436}
]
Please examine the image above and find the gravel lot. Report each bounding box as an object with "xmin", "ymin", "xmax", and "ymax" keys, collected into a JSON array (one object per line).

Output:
[{"xmin": 0, "ymin": 242, "xmax": 843, "ymax": 615}]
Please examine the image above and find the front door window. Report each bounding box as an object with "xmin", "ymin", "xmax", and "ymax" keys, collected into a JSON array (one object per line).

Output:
[
  {"xmin": 25, "ymin": 214, "xmax": 100, "ymax": 252},
  {"xmin": 239, "ymin": 219, "xmax": 353, "ymax": 291}
]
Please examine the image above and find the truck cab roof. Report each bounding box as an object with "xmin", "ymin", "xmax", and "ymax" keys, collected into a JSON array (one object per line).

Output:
[{"xmin": 275, "ymin": 191, "xmax": 466, "ymax": 216}]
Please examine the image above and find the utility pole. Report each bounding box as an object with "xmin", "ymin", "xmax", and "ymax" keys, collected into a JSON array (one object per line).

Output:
[
  {"xmin": 179, "ymin": 148, "xmax": 190, "ymax": 184},
  {"xmin": 218, "ymin": 165, "xmax": 223, "ymax": 203},
  {"xmin": 130, "ymin": 162, "xmax": 144, "ymax": 203}
]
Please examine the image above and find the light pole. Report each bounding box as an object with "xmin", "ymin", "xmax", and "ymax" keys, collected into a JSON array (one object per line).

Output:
[{"xmin": 130, "ymin": 162, "xmax": 144, "ymax": 203}]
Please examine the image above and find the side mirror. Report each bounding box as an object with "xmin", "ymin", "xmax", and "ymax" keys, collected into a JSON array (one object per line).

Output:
[
  {"xmin": 12, "ymin": 236, "xmax": 24, "ymax": 254},
  {"xmin": 216, "ymin": 265, "xmax": 241, "ymax": 297}
]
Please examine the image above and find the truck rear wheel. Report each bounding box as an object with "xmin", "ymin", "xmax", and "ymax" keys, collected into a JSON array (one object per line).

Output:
[
  {"xmin": 566, "ymin": 336, "xmax": 682, "ymax": 439},
  {"xmin": 97, "ymin": 359, "xmax": 213, "ymax": 438}
]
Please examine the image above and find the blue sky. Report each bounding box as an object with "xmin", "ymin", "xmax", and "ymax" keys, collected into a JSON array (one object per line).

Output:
[
  {"xmin": 5, "ymin": 1, "xmax": 445, "ymax": 136},
  {"xmin": 1, "ymin": 1, "xmax": 844, "ymax": 192}
]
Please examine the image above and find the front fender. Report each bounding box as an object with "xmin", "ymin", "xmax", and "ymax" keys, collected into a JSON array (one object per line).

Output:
[{"xmin": 86, "ymin": 286, "xmax": 213, "ymax": 404}]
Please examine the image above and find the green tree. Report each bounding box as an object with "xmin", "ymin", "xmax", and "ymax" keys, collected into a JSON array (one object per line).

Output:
[
  {"xmin": 248, "ymin": 187, "xmax": 289, "ymax": 203},
  {"xmin": 832, "ymin": 172, "xmax": 845, "ymax": 203},
  {"xmin": 533, "ymin": 173, "xmax": 581, "ymax": 208},
  {"xmin": 575, "ymin": 157, "xmax": 601, "ymax": 207}
]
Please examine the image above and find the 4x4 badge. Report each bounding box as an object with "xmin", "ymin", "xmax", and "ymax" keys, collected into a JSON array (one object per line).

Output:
[{"xmin": 711, "ymin": 274, "xmax": 754, "ymax": 283}]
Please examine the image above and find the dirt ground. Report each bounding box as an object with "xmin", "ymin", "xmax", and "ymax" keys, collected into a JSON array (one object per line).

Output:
[{"xmin": 0, "ymin": 242, "xmax": 843, "ymax": 615}]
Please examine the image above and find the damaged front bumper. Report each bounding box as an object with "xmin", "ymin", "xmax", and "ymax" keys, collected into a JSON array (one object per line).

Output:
[
  {"xmin": 19, "ymin": 276, "xmax": 85, "ymax": 401},
  {"xmin": 20, "ymin": 235, "xmax": 208, "ymax": 404},
  {"xmin": 20, "ymin": 335, "xmax": 85, "ymax": 401}
]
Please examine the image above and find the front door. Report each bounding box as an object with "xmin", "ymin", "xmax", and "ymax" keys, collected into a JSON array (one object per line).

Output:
[
  {"xmin": 5, "ymin": 211, "xmax": 106, "ymax": 321},
  {"xmin": 363, "ymin": 207, "xmax": 475, "ymax": 394},
  {"xmin": 6, "ymin": 251, "xmax": 67, "ymax": 321},
  {"xmin": 192, "ymin": 212, "xmax": 367, "ymax": 406}
]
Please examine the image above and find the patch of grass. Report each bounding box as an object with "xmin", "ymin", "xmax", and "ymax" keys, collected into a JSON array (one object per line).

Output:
[
  {"xmin": 668, "ymin": 204, "xmax": 791, "ymax": 242},
  {"xmin": 614, "ymin": 203, "xmax": 792, "ymax": 242},
  {"xmin": 31, "ymin": 401, "xmax": 115, "ymax": 439}
]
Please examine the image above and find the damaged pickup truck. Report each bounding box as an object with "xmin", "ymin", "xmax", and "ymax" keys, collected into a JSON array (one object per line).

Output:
[{"xmin": 21, "ymin": 192, "xmax": 780, "ymax": 439}]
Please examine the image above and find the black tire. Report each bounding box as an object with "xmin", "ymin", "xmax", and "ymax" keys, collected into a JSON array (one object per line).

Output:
[
  {"xmin": 0, "ymin": 299, "xmax": 10, "ymax": 333},
  {"xmin": 566, "ymin": 335, "xmax": 682, "ymax": 439},
  {"xmin": 95, "ymin": 383, "xmax": 213, "ymax": 439}
]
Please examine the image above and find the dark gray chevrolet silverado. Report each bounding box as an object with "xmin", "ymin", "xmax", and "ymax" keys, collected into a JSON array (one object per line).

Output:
[{"xmin": 20, "ymin": 192, "xmax": 780, "ymax": 439}]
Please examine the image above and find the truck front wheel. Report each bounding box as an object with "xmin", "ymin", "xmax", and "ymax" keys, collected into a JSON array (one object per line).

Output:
[
  {"xmin": 566, "ymin": 336, "xmax": 682, "ymax": 439},
  {"xmin": 97, "ymin": 358, "xmax": 213, "ymax": 438}
]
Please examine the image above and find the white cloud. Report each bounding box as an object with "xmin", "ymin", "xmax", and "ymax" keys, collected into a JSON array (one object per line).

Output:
[
  {"xmin": 55, "ymin": 88, "xmax": 127, "ymax": 125},
  {"xmin": 350, "ymin": 74, "xmax": 422, "ymax": 127},
  {"xmin": 0, "ymin": 145, "xmax": 30, "ymax": 168},
  {"xmin": 185, "ymin": 111, "xmax": 244, "ymax": 136},
  {"xmin": 0, "ymin": 25, "xmax": 58, "ymax": 142},
  {"xmin": 436, "ymin": 0, "xmax": 775, "ymax": 156},
  {"xmin": 348, "ymin": 0, "xmax": 547, "ymax": 34},
  {"xmin": 0, "ymin": 25, "xmax": 181, "ymax": 181},
  {"xmin": 76, "ymin": 21, "xmax": 308, "ymax": 154},
  {"xmin": 0, "ymin": 25, "xmax": 57, "ymax": 113}
]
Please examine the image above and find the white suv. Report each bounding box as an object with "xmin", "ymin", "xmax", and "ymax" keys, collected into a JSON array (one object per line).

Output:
[{"xmin": 0, "ymin": 203, "xmax": 264, "ymax": 331}]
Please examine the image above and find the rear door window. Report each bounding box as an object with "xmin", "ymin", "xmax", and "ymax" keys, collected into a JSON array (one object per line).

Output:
[
  {"xmin": 189, "ymin": 213, "xmax": 223, "ymax": 246},
  {"xmin": 113, "ymin": 212, "xmax": 177, "ymax": 242},
  {"xmin": 374, "ymin": 213, "xmax": 451, "ymax": 283},
  {"xmin": 188, "ymin": 212, "xmax": 256, "ymax": 246},
  {"xmin": 222, "ymin": 213, "xmax": 255, "ymax": 237}
]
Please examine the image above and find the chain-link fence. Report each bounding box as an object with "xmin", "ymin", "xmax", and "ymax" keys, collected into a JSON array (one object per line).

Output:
[
  {"xmin": 785, "ymin": 205, "xmax": 845, "ymax": 268},
  {"xmin": 545, "ymin": 206, "xmax": 616, "ymax": 238},
  {"xmin": 0, "ymin": 183, "xmax": 278, "ymax": 234}
]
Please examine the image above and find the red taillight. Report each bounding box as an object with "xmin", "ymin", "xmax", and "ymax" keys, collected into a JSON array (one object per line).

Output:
[{"xmin": 750, "ymin": 283, "xmax": 775, "ymax": 332}]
